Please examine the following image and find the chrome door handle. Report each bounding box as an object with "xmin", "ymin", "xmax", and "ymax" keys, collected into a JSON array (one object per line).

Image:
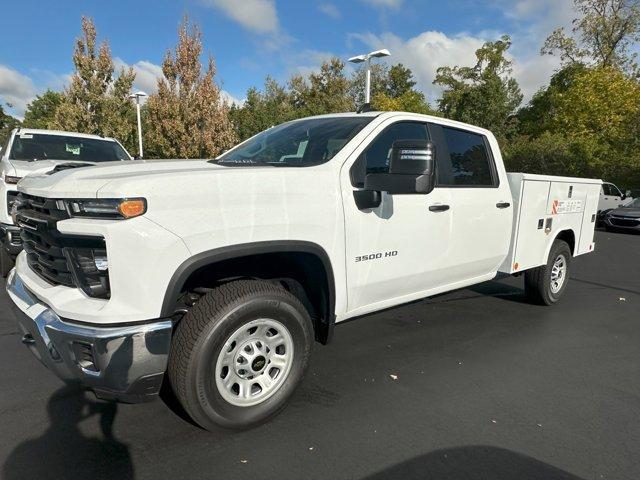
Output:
[
  {"xmin": 429, "ymin": 204, "xmax": 450, "ymax": 212},
  {"xmin": 496, "ymin": 202, "xmax": 511, "ymax": 209}
]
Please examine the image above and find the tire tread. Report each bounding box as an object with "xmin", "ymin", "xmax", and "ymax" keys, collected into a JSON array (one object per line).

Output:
[{"xmin": 167, "ymin": 279, "xmax": 307, "ymax": 428}]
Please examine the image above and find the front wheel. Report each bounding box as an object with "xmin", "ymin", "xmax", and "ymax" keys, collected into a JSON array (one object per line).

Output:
[
  {"xmin": 524, "ymin": 239, "xmax": 572, "ymax": 305},
  {"xmin": 167, "ymin": 280, "xmax": 313, "ymax": 431}
]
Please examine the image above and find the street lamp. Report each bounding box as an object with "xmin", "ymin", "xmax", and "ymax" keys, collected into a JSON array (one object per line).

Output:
[
  {"xmin": 348, "ymin": 49, "xmax": 391, "ymax": 105},
  {"xmin": 128, "ymin": 91, "xmax": 147, "ymax": 158}
]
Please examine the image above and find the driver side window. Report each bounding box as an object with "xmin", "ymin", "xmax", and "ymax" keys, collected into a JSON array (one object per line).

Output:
[{"xmin": 350, "ymin": 121, "xmax": 428, "ymax": 187}]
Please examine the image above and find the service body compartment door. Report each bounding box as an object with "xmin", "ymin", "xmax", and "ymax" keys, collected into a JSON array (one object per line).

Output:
[
  {"xmin": 577, "ymin": 183, "xmax": 600, "ymax": 254},
  {"xmin": 510, "ymin": 179, "xmax": 550, "ymax": 272}
]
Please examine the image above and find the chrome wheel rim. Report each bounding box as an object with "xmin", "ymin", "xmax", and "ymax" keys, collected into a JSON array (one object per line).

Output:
[
  {"xmin": 550, "ymin": 254, "xmax": 567, "ymax": 294},
  {"xmin": 215, "ymin": 319, "xmax": 294, "ymax": 407}
]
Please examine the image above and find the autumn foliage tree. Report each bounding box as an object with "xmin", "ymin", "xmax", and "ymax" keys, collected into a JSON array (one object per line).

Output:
[
  {"xmin": 144, "ymin": 17, "xmax": 236, "ymax": 159},
  {"xmin": 52, "ymin": 17, "xmax": 136, "ymax": 150},
  {"xmin": 507, "ymin": 66, "xmax": 640, "ymax": 185}
]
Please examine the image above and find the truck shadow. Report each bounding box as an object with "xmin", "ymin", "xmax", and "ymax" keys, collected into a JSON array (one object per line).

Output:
[
  {"xmin": 2, "ymin": 383, "xmax": 134, "ymax": 480},
  {"xmin": 433, "ymin": 281, "xmax": 531, "ymax": 305},
  {"xmin": 361, "ymin": 445, "xmax": 584, "ymax": 480}
]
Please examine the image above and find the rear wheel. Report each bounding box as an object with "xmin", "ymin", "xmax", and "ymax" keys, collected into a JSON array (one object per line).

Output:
[
  {"xmin": 525, "ymin": 240, "xmax": 571, "ymax": 305},
  {"xmin": 167, "ymin": 279, "xmax": 312, "ymax": 430}
]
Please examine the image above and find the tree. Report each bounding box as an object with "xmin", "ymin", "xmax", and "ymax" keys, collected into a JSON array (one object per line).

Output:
[
  {"xmin": 0, "ymin": 105, "xmax": 20, "ymax": 146},
  {"xmin": 371, "ymin": 64, "xmax": 434, "ymax": 114},
  {"xmin": 289, "ymin": 58, "xmax": 352, "ymax": 116},
  {"xmin": 144, "ymin": 17, "xmax": 237, "ymax": 158},
  {"xmin": 386, "ymin": 64, "xmax": 417, "ymax": 98},
  {"xmin": 434, "ymin": 35, "xmax": 523, "ymax": 140},
  {"xmin": 541, "ymin": 0, "xmax": 640, "ymax": 74},
  {"xmin": 511, "ymin": 66, "xmax": 640, "ymax": 186},
  {"xmin": 22, "ymin": 90, "xmax": 63, "ymax": 129},
  {"xmin": 348, "ymin": 63, "xmax": 390, "ymax": 107},
  {"xmin": 372, "ymin": 90, "xmax": 434, "ymax": 114},
  {"xmin": 52, "ymin": 17, "xmax": 137, "ymax": 150},
  {"xmin": 517, "ymin": 64, "xmax": 587, "ymax": 136},
  {"xmin": 229, "ymin": 77, "xmax": 297, "ymax": 141}
]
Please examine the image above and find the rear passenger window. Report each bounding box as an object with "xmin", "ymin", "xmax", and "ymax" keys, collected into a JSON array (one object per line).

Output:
[{"xmin": 431, "ymin": 125, "xmax": 496, "ymax": 186}]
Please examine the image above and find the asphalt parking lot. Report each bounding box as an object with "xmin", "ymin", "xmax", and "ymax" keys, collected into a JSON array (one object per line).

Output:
[{"xmin": 0, "ymin": 230, "xmax": 638, "ymax": 480}]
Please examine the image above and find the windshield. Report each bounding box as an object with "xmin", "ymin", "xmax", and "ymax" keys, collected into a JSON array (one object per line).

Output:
[
  {"xmin": 216, "ymin": 116, "xmax": 373, "ymax": 167},
  {"xmin": 627, "ymin": 197, "xmax": 640, "ymax": 208},
  {"xmin": 9, "ymin": 133, "xmax": 130, "ymax": 162}
]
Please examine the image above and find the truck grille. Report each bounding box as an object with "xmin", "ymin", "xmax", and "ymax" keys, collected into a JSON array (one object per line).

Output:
[
  {"xmin": 16, "ymin": 194, "xmax": 110, "ymax": 297},
  {"xmin": 610, "ymin": 216, "xmax": 639, "ymax": 227},
  {"xmin": 17, "ymin": 194, "xmax": 75, "ymax": 287}
]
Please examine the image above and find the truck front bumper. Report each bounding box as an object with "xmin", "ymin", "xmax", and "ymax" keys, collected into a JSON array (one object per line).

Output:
[{"xmin": 6, "ymin": 269, "xmax": 173, "ymax": 403}]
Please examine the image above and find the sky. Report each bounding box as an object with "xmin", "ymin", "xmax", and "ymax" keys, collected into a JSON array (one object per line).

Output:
[{"xmin": 0, "ymin": 0, "xmax": 579, "ymax": 119}]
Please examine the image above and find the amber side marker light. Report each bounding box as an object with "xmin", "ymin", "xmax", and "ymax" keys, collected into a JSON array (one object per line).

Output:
[{"xmin": 118, "ymin": 199, "xmax": 147, "ymax": 218}]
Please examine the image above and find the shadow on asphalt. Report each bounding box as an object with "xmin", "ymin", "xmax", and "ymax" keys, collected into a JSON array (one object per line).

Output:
[
  {"xmin": 572, "ymin": 277, "xmax": 640, "ymax": 296},
  {"xmin": 2, "ymin": 383, "xmax": 134, "ymax": 480},
  {"xmin": 362, "ymin": 445, "xmax": 584, "ymax": 480},
  {"xmin": 460, "ymin": 280, "xmax": 532, "ymax": 304}
]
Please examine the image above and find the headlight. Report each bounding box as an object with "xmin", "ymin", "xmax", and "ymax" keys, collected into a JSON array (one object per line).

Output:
[
  {"xmin": 63, "ymin": 198, "xmax": 147, "ymax": 219},
  {"xmin": 3, "ymin": 175, "xmax": 22, "ymax": 184}
]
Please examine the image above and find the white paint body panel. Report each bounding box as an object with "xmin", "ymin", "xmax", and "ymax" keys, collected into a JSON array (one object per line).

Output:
[
  {"xmin": 499, "ymin": 173, "xmax": 602, "ymax": 274},
  {"xmin": 598, "ymin": 182, "xmax": 633, "ymax": 212},
  {"xmin": 11, "ymin": 113, "xmax": 600, "ymax": 326}
]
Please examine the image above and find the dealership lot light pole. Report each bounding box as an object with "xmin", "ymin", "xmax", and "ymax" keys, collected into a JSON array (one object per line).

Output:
[
  {"xmin": 348, "ymin": 49, "xmax": 391, "ymax": 104},
  {"xmin": 128, "ymin": 91, "xmax": 147, "ymax": 158}
]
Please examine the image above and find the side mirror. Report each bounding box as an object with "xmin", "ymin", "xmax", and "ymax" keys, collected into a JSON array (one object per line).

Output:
[
  {"xmin": 364, "ymin": 140, "xmax": 435, "ymax": 195},
  {"xmin": 621, "ymin": 193, "xmax": 627, "ymax": 200}
]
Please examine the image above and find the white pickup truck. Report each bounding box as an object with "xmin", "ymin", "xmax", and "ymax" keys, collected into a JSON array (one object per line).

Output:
[
  {"xmin": 0, "ymin": 128, "xmax": 132, "ymax": 276},
  {"xmin": 6, "ymin": 112, "xmax": 601, "ymax": 431}
]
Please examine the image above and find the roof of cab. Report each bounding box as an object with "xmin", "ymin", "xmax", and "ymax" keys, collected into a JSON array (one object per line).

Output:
[
  {"xmin": 304, "ymin": 111, "xmax": 494, "ymax": 137},
  {"xmin": 12, "ymin": 128, "xmax": 117, "ymax": 142}
]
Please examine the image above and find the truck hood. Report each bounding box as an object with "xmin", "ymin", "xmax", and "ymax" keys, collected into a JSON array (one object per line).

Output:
[
  {"xmin": 9, "ymin": 159, "xmax": 97, "ymax": 179},
  {"xmin": 609, "ymin": 207, "xmax": 640, "ymax": 218},
  {"xmin": 16, "ymin": 159, "xmax": 252, "ymax": 198}
]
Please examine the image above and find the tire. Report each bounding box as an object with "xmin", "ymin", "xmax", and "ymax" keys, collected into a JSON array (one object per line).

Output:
[
  {"xmin": 0, "ymin": 245, "xmax": 14, "ymax": 278},
  {"xmin": 168, "ymin": 279, "xmax": 313, "ymax": 431},
  {"xmin": 524, "ymin": 240, "xmax": 572, "ymax": 306}
]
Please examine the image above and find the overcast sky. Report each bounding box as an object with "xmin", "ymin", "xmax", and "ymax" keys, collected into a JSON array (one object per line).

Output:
[{"xmin": 0, "ymin": 0, "xmax": 578, "ymax": 118}]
